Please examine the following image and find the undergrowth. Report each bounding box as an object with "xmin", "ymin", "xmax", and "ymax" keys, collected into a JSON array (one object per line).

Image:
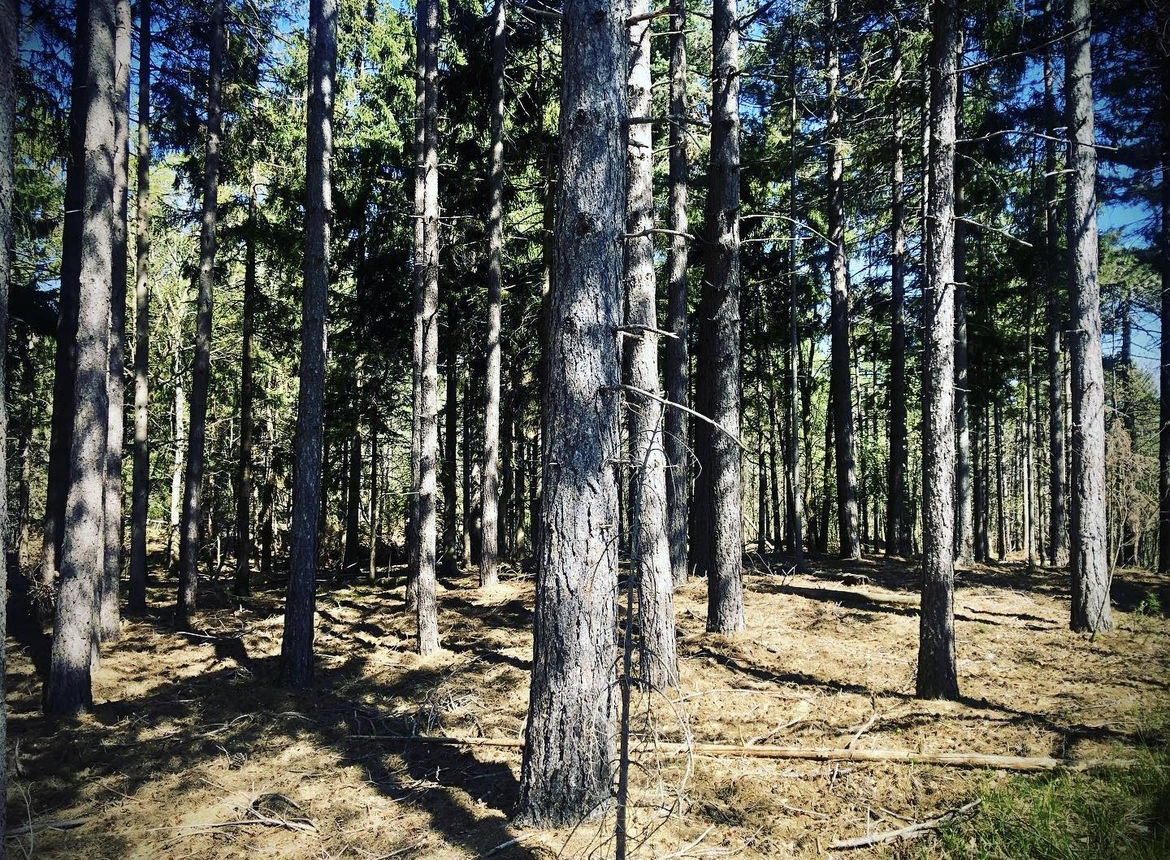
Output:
[{"xmin": 928, "ymin": 721, "xmax": 1170, "ymax": 860}]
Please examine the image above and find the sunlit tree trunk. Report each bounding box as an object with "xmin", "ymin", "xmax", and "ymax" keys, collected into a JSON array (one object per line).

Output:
[
  {"xmin": 46, "ymin": 0, "xmax": 116, "ymax": 715},
  {"xmin": 917, "ymin": 0, "xmax": 960, "ymax": 701},
  {"xmin": 887, "ymin": 18, "xmax": 909, "ymax": 558},
  {"xmin": 1065, "ymin": 0, "xmax": 1111, "ymax": 632},
  {"xmin": 515, "ymin": 0, "xmax": 624, "ymax": 826}
]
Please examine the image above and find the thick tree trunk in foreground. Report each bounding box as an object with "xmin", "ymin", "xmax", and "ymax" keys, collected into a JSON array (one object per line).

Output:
[
  {"xmin": 515, "ymin": 0, "xmax": 624, "ymax": 826},
  {"xmin": 406, "ymin": 10, "xmax": 426, "ymax": 609},
  {"xmin": 98, "ymin": 0, "xmax": 131, "ymax": 643},
  {"xmin": 664, "ymin": 0, "xmax": 690, "ymax": 587},
  {"xmin": 625, "ymin": 0, "xmax": 677, "ymax": 689},
  {"xmin": 128, "ymin": 0, "xmax": 151, "ymax": 613},
  {"xmin": 39, "ymin": 5, "xmax": 89, "ymax": 609},
  {"xmin": 917, "ymin": 0, "xmax": 960, "ymax": 701},
  {"xmin": 175, "ymin": 0, "xmax": 224, "ymax": 629},
  {"xmin": 952, "ymin": 64, "xmax": 973, "ymax": 568},
  {"xmin": 480, "ymin": 0, "xmax": 505, "ymax": 589},
  {"xmin": 0, "ymin": 0, "xmax": 18, "ymax": 824},
  {"xmin": 826, "ymin": 0, "xmax": 860, "ymax": 560},
  {"xmin": 46, "ymin": 0, "xmax": 116, "ymax": 716},
  {"xmin": 413, "ymin": 0, "xmax": 440, "ymax": 654},
  {"xmin": 280, "ymin": 0, "xmax": 336, "ymax": 687},
  {"xmin": 693, "ymin": 0, "xmax": 745, "ymax": 633},
  {"xmin": 1065, "ymin": 0, "xmax": 1111, "ymax": 632}
]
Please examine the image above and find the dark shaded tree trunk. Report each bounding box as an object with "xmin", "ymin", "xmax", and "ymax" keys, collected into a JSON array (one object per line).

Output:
[
  {"xmin": 826, "ymin": 0, "xmax": 860, "ymax": 560},
  {"xmin": 443, "ymin": 303, "xmax": 459, "ymax": 569},
  {"xmin": 515, "ymin": 0, "xmax": 624, "ymax": 826},
  {"xmin": 887, "ymin": 19, "xmax": 909, "ymax": 558},
  {"xmin": 995, "ymin": 400, "xmax": 1007, "ymax": 560},
  {"xmin": 1065, "ymin": 0, "xmax": 1111, "ymax": 632},
  {"xmin": 98, "ymin": 0, "xmax": 130, "ymax": 643},
  {"xmin": 1044, "ymin": 0, "xmax": 1069, "ymax": 568},
  {"xmin": 279, "ymin": 0, "xmax": 336, "ymax": 687},
  {"xmin": 0, "ymin": 0, "xmax": 17, "ymax": 823},
  {"xmin": 917, "ymin": 0, "xmax": 960, "ymax": 701},
  {"xmin": 175, "ymin": 0, "xmax": 224, "ymax": 629},
  {"xmin": 128, "ymin": 0, "xmax": 150, "ymax": 613},
  {"xmin": 693, "ymin": 0, "xmax": 745, "ymax": 633},
  {"xmin": 45, "ymin": 0, "xmax": 116, "ymax": 716},
  {"xmin": 480, "ymin": 0, "xmax": 505, "ymax": 588},
  {"xmin": 39, "ymin": 2, "xmax": 90, "ymax": 610},
  {"xmin": 625, "ymin": 0, "xmax": 677, "ymax": 689},
  {"xmin": 664, "ymin": 0, "xmax": 690, "ymax": 586},
  {"xmin": 234, "ymin": 174, "xmax": 257, "ymax": 595},
  {"xmin": 343, "ymin": 426, "xmax": 361, "ymax": 570}
]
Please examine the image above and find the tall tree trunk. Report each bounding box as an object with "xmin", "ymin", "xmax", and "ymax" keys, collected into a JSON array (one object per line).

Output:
[
  {"xmin": 952, "ymin": 61, "xmax": 973, "ymax": 568},
  {"xmin": 168, "ymin": 317, "xmax": 185, "ymax": 566},
  {"xmin": 0, "ymin": 0, "xmax": 18, "ymax": 823},
  {"xmin": 887, "ymin": 18, "xmax": 909, "ymax": 558},
  {"xmin": 785, "ymin": 69, "xmax": 805, "ymax": 567},
  {"xmin": 1065, "ymin": 0, "xmax": 1111, "ymax": 632},
  {"xmin": 826, "ymin": 0, "xmax": 860, "ymax": 560},
  {"xmin": 128, "ymin": 0, "xmax": 151, "ymax": 613},
  {"xmin": 515, "ymin": 0, "xmax": 624, "ymax": 826},
  {"xmin": 664, "ymin": 0, "xmax": 690, "ymax": 587},
  {"xmin": 175, "ymin": 0, "xmax": 224, "ymax": 629},
  {"xmin": 280, "ymin": 0, "xmax": 336, "ymax": 686},
  {"xmin": 406, "ymin": 4, "xmax": 426, "ymax": 608},
  {"xmin": 625, "ymin": 0, "xmax": 678, "ymax": 689},
  {"xmin": 995, "ymin": 400, "xmax": 1007, "ymax": 560},
  {"xmin": 1159, "ymin": 148, "xmax": 1170, "ymax": 572},
  {"xmin": 234, "ymin": 173, "xmax": 257, "ymax": 595},
  {"xmin": 98, "ymin": 0, "xmax": 130, "ymax": 643},
  {"xmin": 480, "ymin": 0, "xmax": 505, "ymax": 588},
  {"xmin": 414, "ymin": 0, "xmax": 441, "ymax": 654},
  {"xmin": 917, "ymin": 0, "xmax": 960, "ymax": 701},
  {"xmin": 693, "ymin": 0, "xmax": 745, "ymax": 633},
  {"xmin": 39, "ymin": 3, "xmax": 90, "ymax": 610},
  {"xmin": 1044, "ymin": 0, "xmax": 1069, "ymax": 568},
  {"xmin": 461, "ymin": 368, "xmax": 472, "ymax": 567},
  {"xmin": 443, "ymin": 302, "xmax": 459, "ymax": 568},
  {"xmin": 344, "ymin": 426, "xmax": 361, "ymax": 569},
  {"xmin": 45, "ymin": 0, "xmax": 116, "ymax": 716},
  {"xmin": 369, "ymin": 428, "xmax": 380, "ymax": 580}
]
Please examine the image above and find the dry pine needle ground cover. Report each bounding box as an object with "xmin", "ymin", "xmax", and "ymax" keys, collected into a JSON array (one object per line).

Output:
[{"xmin": 5, "ymin": 554, "xmax": 1168, "ymax": 860}]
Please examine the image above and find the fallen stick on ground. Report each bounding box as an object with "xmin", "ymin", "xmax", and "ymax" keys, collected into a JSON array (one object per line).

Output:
[
  {"xmin": 348, "ymin": 734, "xmax": 1131, "ymax": 772},
  {"xmin": 827, "ymin": 800, "xmax": 982, "ymax": 849},
  {"xmin": 5, "ymin": 816, "xmax": 94, "ymax": 838}
]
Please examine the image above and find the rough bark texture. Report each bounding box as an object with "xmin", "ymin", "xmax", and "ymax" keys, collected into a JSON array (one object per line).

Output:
[
  {"xmin": 664, "ymin": 0, "xmax": 690, "ymax": 588},
  {"xmin": 625, "ymin": 0, "xmax": 678, "ymax": 689},
  {"xmin": 1065, "ymin": 0, "xmax": 1111, "ymax": 632},
  {"xmin": 886, "ymin": 22, "xmax": 909, "ymax": 558},
  {"xmin": 414, "ymin": 0, "xmax": 440, "ymax": 654},
  {"xmin": 39, "ymin": 3, "xmax": 89, "ymax": 607},
  {"xmin": 406, "ymin": 9, "xmax": 425, "ymax": 608},
  {"xmin": 46, "ymin": 0, "xmax": 116, "ymax": 716},
  {"xmin": 693, "ymin": 0, "xmax": 745, "ymax": 633},
  {"xmin": 0, "ymin": 0, "xmax": 17, "ymax": 822},
  {"xmin": 98, "ymin": 0, "xmax": 131, "ymax": 643},
  {"xmin": 825, "ymin": 0, "xmax": 860, "ymax": 560},
  {"xmin": 1044, "ymin": 0, "xmax": 1069, "ymax": 569},
  {"xmin": 952, "ymin": 64, "xmax": 972, "ymax": 567},
  {"xmin": 175, "ymin": 0, "xmax": 224, "ymax": 629},
  {"xmin": 917, "ymin": 0, "xmax": 960, "ymax": 701},
  {"xmin": 235, "ymin": 175, "xmax": 257, "ymax": 596},
  {"xmin": 128, "ymin": 0, "xmax": 151, "ymax": 613},
  {"xmin": 515, "ymin": 0, "xmax": 624, "ymax": 826},
  {"xmin": 480, "ymin": 0, "xmax": 505, "ymax": 589},
  {"xmin": 280, "ymin": 0, "xmax": 336, "ymax": 687}
]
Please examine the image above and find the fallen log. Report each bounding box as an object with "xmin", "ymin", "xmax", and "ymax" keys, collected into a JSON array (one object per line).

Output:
[{"xmin": 348, "ymin": 734, "xmax": 1130, "ymax": 772}]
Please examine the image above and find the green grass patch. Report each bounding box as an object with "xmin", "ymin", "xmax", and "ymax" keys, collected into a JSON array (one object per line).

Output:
[{"xmin": 927, "ymin": 745, "xmax": 1170, "ymax": 860}]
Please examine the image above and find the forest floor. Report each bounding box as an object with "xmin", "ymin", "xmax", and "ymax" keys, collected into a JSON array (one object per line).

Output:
[{"xmin": 5, "ymin": 552, "xmax": 1169, "ymax": 860}]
